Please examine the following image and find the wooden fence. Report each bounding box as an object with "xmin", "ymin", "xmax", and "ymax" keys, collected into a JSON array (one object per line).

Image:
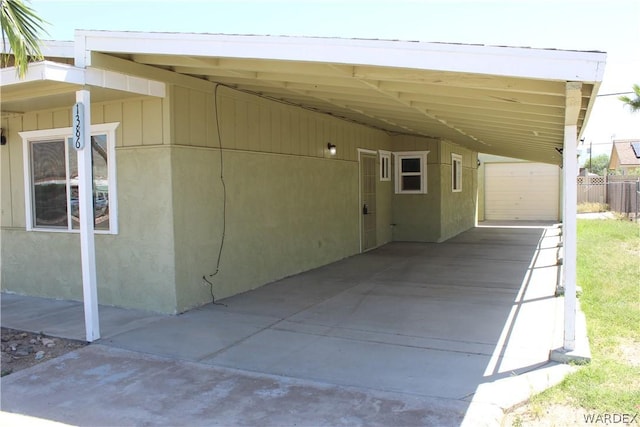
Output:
[{"xmin": 578, "ymin": 175, "xmax": 639, "ymax": 218}]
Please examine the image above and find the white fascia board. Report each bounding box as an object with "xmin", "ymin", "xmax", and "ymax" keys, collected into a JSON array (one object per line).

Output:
[
  {"xmin": 76, "ymin": 30, "xmax": 607, "ymax": 83},
  {"xmin": 0, "ymin": 61, "xmax": 85, "ymax": 87},
  {"xmin": 86, "ymin": 68, "xmax": 166, "ymax": 97},
  {"xmin": 42, "ymin": 40, "xmax": 75, "ymax": 58},
  {"xmin": 1, "ymin": 60, "xmax": 165, "ymax": 98}
]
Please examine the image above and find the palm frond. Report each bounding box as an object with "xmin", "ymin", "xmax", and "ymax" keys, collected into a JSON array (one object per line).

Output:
[
  {"xmin": 1, "ymin": 0, "xmax": 49, "ymax": 78},
  {"xmin": 619, "ymin": 84, "xmax": 640, "ymax": 113}
]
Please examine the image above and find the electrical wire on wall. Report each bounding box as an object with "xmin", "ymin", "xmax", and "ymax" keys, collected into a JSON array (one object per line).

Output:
[{"xmin": 203, "ymin": 83, "xmax": 228, "ymax": 307}]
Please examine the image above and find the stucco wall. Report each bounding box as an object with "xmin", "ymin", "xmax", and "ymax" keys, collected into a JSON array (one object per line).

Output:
[
  {"xmin": 389, "ymin": 136, "xmax": 477, "ymax": 242},
  {"xmin": 439, "ymin": 141, "xmax": 478, "ymax": 241},
  {"xmin": 390, "ymin": 135, "xmax": 441, "ymax": 242},
  {"xmin": 0, "ymin": 99, "xmax": 179, "ymax": 313},
  {"xmin": 2, "ymin": 78, "xmax": 480, "ymax": 313},
  {"xmin": 170, "ymin": 84, "xmax": 392, "ymax": 311}
]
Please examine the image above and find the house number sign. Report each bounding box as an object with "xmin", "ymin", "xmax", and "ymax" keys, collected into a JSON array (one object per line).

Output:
[{"xmin": 72, "ymin": 102, "xmax": 85, "ymax": 151}]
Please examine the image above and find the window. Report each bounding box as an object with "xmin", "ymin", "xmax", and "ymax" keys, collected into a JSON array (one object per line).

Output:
[
  {"xmin": 21, "ymin": 123, "xmax": 119, "ymax": 233},
  {"xmin": 379, "ymin": 150, "xmax": 391, "ymax": 181},
  {"xmin": 394, "ymin": 151, "xmax": 429, "ymax": 194},
  {"xmin": 452, "ymin": 153, "xmax": 462, "ymax": 192}
]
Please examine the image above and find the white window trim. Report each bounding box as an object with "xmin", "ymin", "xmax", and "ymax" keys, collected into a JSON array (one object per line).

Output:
[
  {"xmin": 379, "ymin": 150, "xmax": 391, "ymax": 181},
  {"xmin": 394, "ymin": 151, "xmax": 429, "ymax": 194},
  {"xmin": 452, "ymin": 153, "xmax": 462, "ymax": 192},
  {"xmin": 20, "ymin": 122, "xmax": 120, "ymax": 234}
]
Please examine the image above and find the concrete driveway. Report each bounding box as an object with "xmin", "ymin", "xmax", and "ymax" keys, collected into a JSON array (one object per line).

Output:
[{"xmin": 1, "ymin": 223, "xmax": 575, "ymax": 426}]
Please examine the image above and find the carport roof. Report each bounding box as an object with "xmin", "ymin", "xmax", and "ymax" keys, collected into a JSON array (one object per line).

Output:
[{"xmin": 4, "ymin": 31, "xmax": 607, "ymax": 164}]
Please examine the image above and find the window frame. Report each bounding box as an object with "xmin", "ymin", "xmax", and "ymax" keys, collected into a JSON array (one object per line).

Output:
[
  {"xmin": 379, "ymin": 150, "xmax": 391, "ymax": 181},
  {"xmin": 20, "ymin": 123, "xmax": 119, "ymax": 234},
  {"xmin": 393, "ymin": 151, "xmax": 429, "ymax": 194},
  {"xmin": 452, "ymin": 153, "xmax": 462, "ymax": 192}
]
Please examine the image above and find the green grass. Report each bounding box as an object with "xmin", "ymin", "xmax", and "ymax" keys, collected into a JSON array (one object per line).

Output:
[{"xmin": 533, "ymin": 219, "xmax": 640, "ymax": 413}]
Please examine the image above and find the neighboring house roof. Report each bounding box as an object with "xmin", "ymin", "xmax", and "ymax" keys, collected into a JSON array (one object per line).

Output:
[
  {"xmin": 1, "ymin": 30, "xmax": 607, "ymax": 164},
  {"xmin": 609, "ymin": 140, "xmax": 640, "ymax": 169}
]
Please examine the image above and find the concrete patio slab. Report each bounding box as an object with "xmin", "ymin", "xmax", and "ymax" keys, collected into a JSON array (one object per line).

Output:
[
  {"xmin": 0, "ymin": 293, "xmax": 164, "ymax": 340},
  {"xmin": 1, "ymin": 345, "xmax": 468, "ymax": 426},
  {"xmin": 1, "ymin": 224, "xmax": 582, "ymax": 426}
]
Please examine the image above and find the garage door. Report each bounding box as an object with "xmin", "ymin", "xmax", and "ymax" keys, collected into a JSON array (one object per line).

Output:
[{"xmin": 485, "ymin": 163, "xmax": 560, "ymax": 220}]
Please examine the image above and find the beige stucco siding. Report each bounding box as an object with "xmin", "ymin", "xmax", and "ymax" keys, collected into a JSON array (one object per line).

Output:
[
  {"xmin": 439, "ymin": 142, "xmax": 478, "ymax": 241},
  {"xmin": 1, "ymin": 98, "xmax": 179, "ymax": 313},
  {"xmin": 390, "ymin": 135, "xmax": 441, "ymax": 242},
  {"xmin": 2, "ymin": 76, "xmax": 481, "ymax": 313},
  {"xmin": 169, "ymin": 84, "xmax": 393, "ymax": 311}
]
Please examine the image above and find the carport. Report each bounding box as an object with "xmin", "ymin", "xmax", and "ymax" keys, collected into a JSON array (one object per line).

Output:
[
  {"xmin": 81, "ymin": 32, "xmax": 604, "ymax": 354},
  {"xmin": 1, "ymin": 32, "xmax": 605, "ymax": 356},
  {"xmin": 2, "ymin": 224, "xmax": 571, "ymax": 425}
]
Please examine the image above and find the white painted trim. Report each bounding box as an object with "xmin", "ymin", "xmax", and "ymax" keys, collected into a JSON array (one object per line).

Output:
[
  {"xmin": 393, "ymin": 151, "xmax": 430, "ymax": 194},
  {"xmin": 19, "ymin": 122, "xmax": 120, "ymax": 235},
  {"xmin": 357, "ymin": 148, "xmax": 378, "ymax": 253},
  {"xmin": 1, "ymin": 61, "xmax": 165, "ymax": 98},
  {"xmin": 452, "ymin": 153, "xmax": 463, "ymax": 192},
  {"xmin": 562, "ymin": 124, "xmax": 578, "ymax": 351},
  {"xmin": 379, "ymin": 150, "xmax": 391, "ymax": 182},
  {"xmin": 22, "ymin": 137, "xmax": 34, "ymax": 231},
  {"xmin": 86, "ymin": 67, "xmax": 166, "ymax": 97},
  {"xmin": 357, "ymin": 148, "xmax": 377, "ymax": 155},
  {"xmin": 1, "ymin": 61, "xmax": 84, "ymax": 87},
  {"xmin": 41, "ymin": 40, "xmax": 75, "ymax": 58},
  {"xmin": 76, "ymin": 89, "xmax": 100, "ymax": 342},
  {"xmin": 76, "ymin": 30, "xmax": 607, "ymax": 82}
]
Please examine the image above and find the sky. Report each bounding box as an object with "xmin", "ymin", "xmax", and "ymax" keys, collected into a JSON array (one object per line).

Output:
[{"xmin": 30, "ymin": 0, "xmax": 640, "ymax": 162}]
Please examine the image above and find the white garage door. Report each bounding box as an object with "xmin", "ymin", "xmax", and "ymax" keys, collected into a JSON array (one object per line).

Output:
[{"xmin": 485, "ymin": 163, "xmax": 560, "ymax": 220}]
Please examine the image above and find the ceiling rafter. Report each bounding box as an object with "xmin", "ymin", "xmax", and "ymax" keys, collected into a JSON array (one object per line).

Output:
[
  {"xmin": 119, "ymin": 51, "xmax": 600, "ymax": 164},
  {"xmin": 280, "ymin": 84, "xmax": 420, "ymax": 135},
  {"xmin": 348, "ymin": 76, "xmax": 488, "ymax": 146}
]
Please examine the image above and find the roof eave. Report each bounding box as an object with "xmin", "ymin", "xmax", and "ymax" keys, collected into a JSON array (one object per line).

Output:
[{"xmin": 74, "ymin": 30, "xmax": 608, "ymax": 82}]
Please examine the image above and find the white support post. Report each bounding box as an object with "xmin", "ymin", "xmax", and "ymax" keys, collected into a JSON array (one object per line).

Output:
[
  {"xmin": 76, "ymin": 89, "xmax": 100, "ymax": 342},
  {"xmin": 563, "ymin": 124, "xmax": 578, "ymax": 351},
  {"xmin": 562, "ymin": 81, "xmax": 582, "ymax": 352}
]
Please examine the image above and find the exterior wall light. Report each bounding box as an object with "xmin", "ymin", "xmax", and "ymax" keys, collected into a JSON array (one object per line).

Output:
[
  {"xmin": 327, "ymin": 143, "xmax": 337, "ymax": 155},
  {"xmin": 0, "ymin": 128, "xmax": 6, "ymax": 145}
]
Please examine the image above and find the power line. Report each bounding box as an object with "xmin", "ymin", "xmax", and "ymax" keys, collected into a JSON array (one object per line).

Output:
[{"xmin": 596, "ymin": 91, "xmax": 634, "ymax": 97}]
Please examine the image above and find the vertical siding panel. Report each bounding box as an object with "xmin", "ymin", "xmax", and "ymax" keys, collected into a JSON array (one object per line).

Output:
[
  {"xmin": 122, "ymin": 100, "xmax": 143, "ymax": 147},
  {"xmin": 22, "ymin": 113, "xmax": 37, "ymax": 131},
  {"xmin": 280, "ymin": 109, "xmax": 291, "ymax": 154},
  {"xmin": 53, "ymin": 109, "xmax": 71, "ymax": 128},
  {"xmin": 271, "ymin": 106, "xmax": 281, "ymax": 153},
  {"xmin": 8, "ymin": 116, "xmax": 25, "ymax": 227},
  {"xmin": 104, "ymin": 103, "xmax": 123, "ymax": 147},
  {"xmin": 173, "ymin": 86, "xmax": 190, "ymax": 146},
  {"xmin": 314, "ymin": 118, "xmax": 321, "ymax": 157},
  {"xmin": 346, "ymin": 125, "xmax": 355, "ymax": 161},
  {"xmin": 247, "ymin": 101, "xmax": 260, "ymax": 152},
  {"xmin": 206, "ymin": 93, "xmax": 217, "ymax": 148},
  {"xmin": 299, "ymin": 114, "xmax": 309, "ymax": 157},
  {"xmin": 234, "ymin": 98, "xmax": 248, "ymax": 150},
  {"xmin": 189, "ymin": 90, "xmax": 206, "ymax": 147},
  {"xmin": 37, "ymin": 112, "xmax": 53, "ymax": 129},
  {"xmin": 219, "ymin": 96, "xmax": 235, "ymax": 150},
  {"xmin": 91, "ymin": 104, "xmax": 104, "ymax": 125},
  {"xmin": 290, "ymin": 109, "xmax": 301, "ymax": 156},
  {"xmin": 142, "ymin": 98, "xmax": 163, "ymax": 146},
  {"xmin": 259, "ymin": 105, "xmax": 271, "ymax": 152},
  {"xmin": 1, "ymin": 118, "xmax": 13, "ymax": 226}
]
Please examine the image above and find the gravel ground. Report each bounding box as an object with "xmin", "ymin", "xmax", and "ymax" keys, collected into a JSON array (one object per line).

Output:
[{"xmin": 1, "ymin": 327, "xmax": 86, "ymax": 376}]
